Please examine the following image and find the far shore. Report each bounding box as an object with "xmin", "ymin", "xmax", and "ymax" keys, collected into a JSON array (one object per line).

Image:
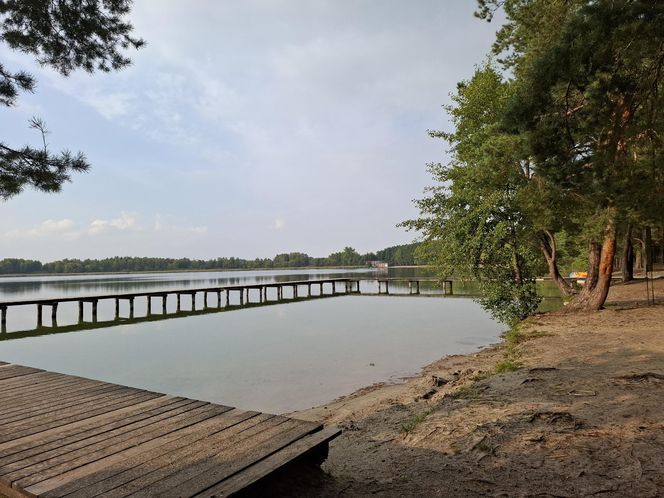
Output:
[
  {"xmin": 0, "ymin": 265, "xmax": 408, "ymax": 279},
  {"xmin": 253, "ymin": 277, "xmax": 664, "ymax": 497}
]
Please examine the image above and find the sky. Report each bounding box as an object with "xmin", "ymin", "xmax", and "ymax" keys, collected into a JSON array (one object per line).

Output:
[{"xmin": 0, "ymin": 1, "xmax": 500, "ymax": 262}]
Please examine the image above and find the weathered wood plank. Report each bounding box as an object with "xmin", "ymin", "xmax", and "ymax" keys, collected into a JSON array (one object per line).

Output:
[
  {"xmin": 11, "ymin": 403, "xmax": 231, "ymax": 490},
  {"xmin": 0, "ymin": 400, "xmax": 204, "ymax": 477},
  {"xmin": 1, "ymin": 401, "xmax": 219, "ymax": 487},
  {"xmin": 31, "ymin": 410, "xmax": 261, "ymax": 498},
  {"xmin": 0, "ymin": 391, "xmax": 163, "ymax": 444},
  {"xmin": 0, "ymin": 397, "xmax": 192, "ymax": 467},
  {"xmin": 1, "ymin": 384, "xmax": 126, "ymax": 422},
  {"xmin": 0, "ymin": 363, "xmax": 339, "ymax": 497},
  {"xmin": 0, "ymin": 365, "xmax": 41, "ymax": 381},
  {"xmin": 143, "ymin": 418, "xmax": 321, "ymax": 497},
  {"xmin": 194, "ymin": 426, "xmax": 341, "ymax": 497},
  {"xmin": 61, "ymin": 413, "xmax": 275, "ymax": 498},
  {"xmin": 0, "ymin": 388, "xmax": 144, "ymax": 435},
  {"xmin": 0, "ymin": 372, "xmax": 71, "ymax": 395},
  {"xmin": 0, "ymin": 396, "xmax": 179, "ymax": 454}
]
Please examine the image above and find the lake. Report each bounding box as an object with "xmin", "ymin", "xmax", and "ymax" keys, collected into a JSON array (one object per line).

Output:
[{"xmin": 0, "ymin": 268, "xmax": 546, "ymax": 413}]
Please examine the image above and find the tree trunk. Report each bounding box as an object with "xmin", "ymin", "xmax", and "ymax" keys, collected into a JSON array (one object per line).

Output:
[
  {"xmin": 622, "ymin": 225, "xmax": 634, "ymax": 282},
  {"xmin": 567, "ymin": 219, "xmax": 616, "ymax": 311},
  {"xmin": 539, "ymin": 231, "xmax": 576, "ymax": 297},
  {"xmin": 643, "ymin": 226, "xmax": 653, "ymax": 272}
]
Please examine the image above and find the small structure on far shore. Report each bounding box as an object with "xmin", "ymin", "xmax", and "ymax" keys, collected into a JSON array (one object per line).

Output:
[{"xmin": 370, "ymin": 261, "xmax": 389, "ymax": 269}]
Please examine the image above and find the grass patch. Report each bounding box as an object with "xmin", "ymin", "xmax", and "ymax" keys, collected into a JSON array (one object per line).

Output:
[
  {"xmin": 401, "ymin": 408, "xmax": 433, "ymax": 433},
  {"xmin": 450, "ymin": 385, "xmax": 482, "ymax": 400},
  {"xmin": 494, "ymin": 359, "xmax": 521, "ymax": 373}
]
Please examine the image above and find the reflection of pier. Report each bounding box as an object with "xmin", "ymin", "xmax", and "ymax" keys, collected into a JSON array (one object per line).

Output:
[{"xmin": 0, "ymin": 277, "xmax": 455, "ymax": 334}]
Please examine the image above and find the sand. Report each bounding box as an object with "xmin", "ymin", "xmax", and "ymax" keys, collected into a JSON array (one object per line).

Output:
[{"xmin": 249, "ymin": 278, "xmax": 664, "ymax": 497}]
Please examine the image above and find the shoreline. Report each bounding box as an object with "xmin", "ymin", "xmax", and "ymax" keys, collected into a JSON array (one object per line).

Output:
[{"xmin": 267, "ymin": 278, "xmax": 664, "ymax": 497}]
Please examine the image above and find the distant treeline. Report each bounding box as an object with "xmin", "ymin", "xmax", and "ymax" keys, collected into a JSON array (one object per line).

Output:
[{"xmin": 0, "ymin": 243, "xmax": 421, "ymax": 275}]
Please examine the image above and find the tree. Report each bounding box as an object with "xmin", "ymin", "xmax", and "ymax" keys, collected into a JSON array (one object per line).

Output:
[
  {"xmin": 402, "ymin": 65, "xmax": 543, "ymax": 324},
  {"xmin": 0, "ymin": 0, "xmax": 144, "ymax": 199},
  {"xmin": 497, "ymin": 0, "xmax": 664, "ymax": 310}
]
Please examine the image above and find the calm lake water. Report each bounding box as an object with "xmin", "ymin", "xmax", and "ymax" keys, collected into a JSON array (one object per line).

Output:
[{"xmin": 0, "ymin": 268, "xmax": 556, "ymax": 413}]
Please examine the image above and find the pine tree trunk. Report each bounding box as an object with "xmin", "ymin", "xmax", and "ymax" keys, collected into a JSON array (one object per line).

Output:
[
  {"xmin": 539, "ymin": 231, "xmax": 576, "ymax": 297},
  {"xmin": 622, "ymin": 225, "xmax": 634, "ymax": 282},
  {"xmin": 567, "ymin": 219, "xmax": 616, "ymax": 311}
]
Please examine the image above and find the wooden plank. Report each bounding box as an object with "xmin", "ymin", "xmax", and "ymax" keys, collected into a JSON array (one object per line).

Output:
[
  {"xmin": 0, "ymin": 391, "xmax": 163, "ymax": 444},
  {"xmin": 0, "ymin": 401, "xmax": 212, "ymax": 484},
  {"xmin": 0, "ymin": 378, "xmax": 114, "ymax": 413},
  {"xmin": 0, "ymin": 384, "xmax": 126, "ymax": 422},
  {"xmin": 35, "ymin": 410, "xmax": 261, "ymax": 498},
  {"xmin": 139, "ymin": 418, "xmax": 321, "ymax": 497},
  {"xmin": 0, "ymin": 372, "xmax": 71, "ymax": 395},
  {"xmin": 0, "ymin": 365, "xmax": 41, "ymax": 381},
  {"xmin": 0, "ymin": 363, "xmax": 338, "ymax": 498},
  {"xmin": 0, "ymin": 387, "xmax": 143, "ymax": 435},
  {"xmin": 71, "ymin": 414, "xmax": 283, "ymax": 497},
  {"xmin": 11, "ymin": 403, "xmax": 231, "ymax": 490},
  {"xmin": 0, "ymin": 397, "xmax": 193, "ymax": 466},
  {"xmin": 0, "ymin": 396, "xmax": 180, "ymax": 454},
  {"xmin": 195, "ymin": 426, "xmax": 341, "ymax": 497}
]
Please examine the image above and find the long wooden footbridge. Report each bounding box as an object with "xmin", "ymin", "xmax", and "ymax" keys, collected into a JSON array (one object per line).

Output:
[
  {"xmin": 0, "ymin": 277, "xmax": 453, "ymax": 333},
  {"xmin": 0, "ymin": 362, "xmax": 340, "ymax": 497}
]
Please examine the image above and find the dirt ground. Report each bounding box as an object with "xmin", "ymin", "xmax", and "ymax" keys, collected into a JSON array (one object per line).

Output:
[{"xmin": 247, "ymin": 278, "xmax": 664, "ymax": 497}]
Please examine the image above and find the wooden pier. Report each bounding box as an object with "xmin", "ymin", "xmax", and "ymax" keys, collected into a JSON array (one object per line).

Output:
[
  {"xmin": 0, "ymin": 277, "xmax": 458, "ymax": 334},
  {"xmin": 0, "ymin": 278, "xmax": 360, "ymax": 332},
  {"xmin": 0, "ymin": 362, "xmax": 339, "ymax": 497}
]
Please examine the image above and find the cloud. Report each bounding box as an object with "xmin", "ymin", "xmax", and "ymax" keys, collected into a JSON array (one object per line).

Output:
[
  {"xmin": 153, "ymin": 213, "xmax": 207, "ymax": 236},
  {"xmin": 5, "ymin": 219, "xmax": 79, "ymax": 240},
  {"xmin": 88, "ymin": 212, "xmax": 139, "ymax": 235},
  {"xmin": 272, "ymin": 218, "xmax": 286, "ymax": 230}
]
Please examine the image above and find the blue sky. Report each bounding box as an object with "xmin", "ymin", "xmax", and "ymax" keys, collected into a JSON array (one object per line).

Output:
[{"xmin": 0, "ymin": 1, "xmax": 499, "ymax": 261}]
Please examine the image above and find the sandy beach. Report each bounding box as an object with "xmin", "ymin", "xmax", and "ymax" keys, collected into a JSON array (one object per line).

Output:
[{"xmin": 249, "ymin": 278, "xmax": 664, "ymax": 497}]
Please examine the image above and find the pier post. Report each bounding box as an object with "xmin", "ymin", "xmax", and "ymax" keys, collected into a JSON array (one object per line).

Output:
[
  {"xmin": 417, "ymin": 281, "xmax": 420, "ymax": 294},
  {"xmin": 224, "ymin": 291, "xmax": 228, "ymax": 307},
  {"xmin": 78, "ymin": 301, "xmax": 84, "ymax": 322},
  {"xmin": 192, "ymin": 292, "xmax": 197, "ymax": 311},
  {"xmin": 240, "ymin": 290, "xmax": 244, "ymax": 306},
  {"xmin": 37, "ymin": 305, "xmax": 43, "ymax": 327},
  {"xmin": 92, "ymin": 300, "xmax": 98, "ymax": 322},
  {"xmin": 129, "ymin": 297, "xmax": 134, "ymax": 318},
  {"xmin": 218, "ymin": 291, "xmax": 222, "ymax": 307},
  {"xmin": 147, "ymin": 296, "xmax": 152, "ymax": 315},
  {"xmin": 177, "ymin": 293, "xmax": 181, "ymax": 312},
  {"xmin": 162, "ymin": 295, "xmax": 167, "ymax": 314},
  {"xmin": 294, "ymin": 285, "xmax": 298, "ymax": 298},
  {"xmin": 51, "ymin": 303, "xmax": 58, "ymax": 325},
  {"xmin": 1, "ymin": 306, "xmax": 7, "ymax": 333},
  {"xmin": 386, "ymin": 281, "xmax": 389, "ymax": 294},
  {"xmin": 115, "ymin": 298, "xmax": 120, "ymax": 319},
  {"xmin": 307, "ymin": 283, "xmax": 311, "ymax": 297}
]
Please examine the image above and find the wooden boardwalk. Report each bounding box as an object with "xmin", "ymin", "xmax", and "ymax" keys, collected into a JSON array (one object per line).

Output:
[{"xmin": 0, "ymin": 362, "xmax": 340, "ymax": 497}]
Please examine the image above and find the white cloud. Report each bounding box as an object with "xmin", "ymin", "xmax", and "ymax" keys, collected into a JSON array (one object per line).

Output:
[
  {"xmin": 5, "ymin": 219, "xmax": 79, "ymax": 240},
  {"xmin": 153, "ymin": 213, "xmax": 207, "ymax": 236},
  {"xmin": 272, "ymin": 218, "xmax": 286, "ymax": 230},
  {"xmin": 88, "ymin": 212, "xmax": 139, "ymax": 235}
]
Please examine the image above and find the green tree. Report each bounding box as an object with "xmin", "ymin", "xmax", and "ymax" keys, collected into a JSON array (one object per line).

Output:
[
  {"xmin": 495, "ymin": 0, "xmax": 664, "ymax": 310},
  {"xmin": 0, "ymin": 0, "xmax": 144, "ymax": 199},
  {"xmin": 402, "ymin": 65, "xmax": 543, "ymax": 324}
]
